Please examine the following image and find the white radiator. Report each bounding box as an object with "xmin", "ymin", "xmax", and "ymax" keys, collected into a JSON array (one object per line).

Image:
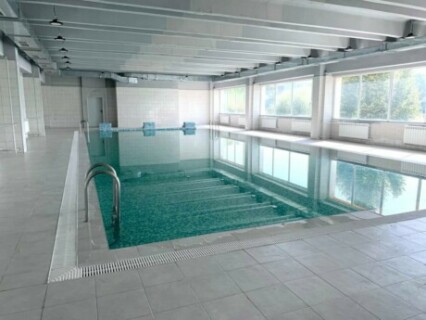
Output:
[
  {"xmin": 261, "ymin": 118, "xmax": 277, "ymax": 129},
  {"xmin": 403, "ymin": 126, "xmax": 426, "ymax": 146},
  {"xmin": 291, "ymin": 120, "xmax": 311, "ymax": 133},
  {"xmin": 220, "ymin": 115, "xmax": 230, "ymax": 125},
  {"xmin": 339, "ymin": 123, "xmax": 369, "ymax": 140},
  {"xmin": 238, "ymin": 117, "xmax": 246, "ymax": 127}
]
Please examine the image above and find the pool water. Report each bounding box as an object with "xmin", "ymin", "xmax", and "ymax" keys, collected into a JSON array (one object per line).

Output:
[{"xmin": 87, "ymin": 129, "xmax": 426, "ymax": 249}]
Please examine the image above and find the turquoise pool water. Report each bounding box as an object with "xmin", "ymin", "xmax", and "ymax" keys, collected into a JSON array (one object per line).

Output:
[{"xmin": 88, "ymin": 129, "xmax": 426, "ymax": 249}]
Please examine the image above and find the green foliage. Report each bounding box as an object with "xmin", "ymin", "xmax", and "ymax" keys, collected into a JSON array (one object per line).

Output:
[
  {"xmin": 360, "ymin": 73, "xmax": 389, "ymax": 120},
  {"xmin": 335, "ymin": 162, "xmax": 405, "ymax": 211},
  {"xmin": 340, "ymin": 76, "xmax": 360, "ymax": 118},
  {"xmin": 391, "ymin": 70, "xmax": 421, "ymax": 121}
]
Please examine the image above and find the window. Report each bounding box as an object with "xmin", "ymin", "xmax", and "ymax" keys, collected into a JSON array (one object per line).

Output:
[
  {"xmin": 261, "ymin": 79, "xmax": 313, "ymax": 117},
  {"xmin": 259, "ymin": 145, "xmax": 309, "ymax": 189},
  {"xmin": 219, "ymin": 138, "xmax": 245, "ymax": 166},
  {"xmin": 219, "ymin": 87, "xmax": 246, "ymax": 114},
  {"xmin": 330, "ymin": 160, "xmax": 426, "ymax": 215},
  {"xmin": 335, "ymin": 67, "xmax": 426, "ymax": 122}
]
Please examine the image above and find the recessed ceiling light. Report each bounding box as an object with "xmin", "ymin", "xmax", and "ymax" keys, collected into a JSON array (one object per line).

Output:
[
  {"xmin": 54, "ymin": 35, "xmax": 66, "ymax": 41},
  {"xmin": 49, "ymin": 18, "xmax": 63, "ymax": 26}
]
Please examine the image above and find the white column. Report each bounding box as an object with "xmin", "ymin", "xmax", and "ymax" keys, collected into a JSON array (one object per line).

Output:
[
  {"xmin": 245, "ymin": 78, "xmax": 253, "ymax": 130},
  {"xmin": 311, "ymin": 65, "xmax": 334, "ymax": 140}
]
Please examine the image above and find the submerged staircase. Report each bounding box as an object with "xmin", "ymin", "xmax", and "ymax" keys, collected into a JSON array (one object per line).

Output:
[{"xmin": 98, "ymin": 170, "xmax": 305, "ymax": 246}]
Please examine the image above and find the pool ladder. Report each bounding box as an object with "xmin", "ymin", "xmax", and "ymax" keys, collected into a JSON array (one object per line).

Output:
[{"xmin": 85, "ymin": 163, "xmax": 121, "ymax": 233}]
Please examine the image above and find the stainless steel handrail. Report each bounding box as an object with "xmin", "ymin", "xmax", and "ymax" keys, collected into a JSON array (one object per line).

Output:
[
  {"xmin": 86, "ymin": 163, "xmax": 117, "ymax": 179},
  {"xmin": 84, "ymin": 169, "xmax": 121, "ymax": 225}
]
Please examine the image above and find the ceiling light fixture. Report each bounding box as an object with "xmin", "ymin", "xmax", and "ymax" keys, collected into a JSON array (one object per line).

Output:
[
  {"xmin": 49, "ymin": 6, "xmax": 63, "ymax": 26},
  {"xmin": 59, "ymin": 47, "xmax": 68, "ymax": 53},
  {"xmin": 61, "ymin": 55, "xmax": 70, "ymax": 60},
  {"xmin": 64, "ymin": 60, "xmax": 71, "ymax": 64},
  {"xmin": 54, "ymin": 35, "xmax": 66, "ymax": 41},
  {"xmin": 403, "ymin": 20, "xmax": 416, "ymax": 39}
]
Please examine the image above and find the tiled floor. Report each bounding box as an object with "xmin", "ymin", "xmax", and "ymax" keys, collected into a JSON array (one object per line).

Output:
[{"xmin": 0, "ymin": 129, "xmax": 426, "ymax": 320}]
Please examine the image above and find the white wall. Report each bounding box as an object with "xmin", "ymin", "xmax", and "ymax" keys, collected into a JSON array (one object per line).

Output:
[
  {"xmin": 116, "ymin": 82, "xmax": 210, "ymax": 128},
  {"xmin": 42, "ymin": 76, "xmax": 82, "ymax": 128},
  {"xmin": 24, "ymin": 75, "xmax": 45, "ymax": 136}
]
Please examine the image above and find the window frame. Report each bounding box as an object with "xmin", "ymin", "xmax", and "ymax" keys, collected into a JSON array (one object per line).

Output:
[
  {"xmin": 218, "ymin": 86, "xmax": 247, "ymax": 115},
  {"xmin": 260, "ymin": 77, "xmax": 314, "ymax": 118},
  {"xmin": 333, "ymin": 66, "xmax": 426, "ymax": 123}
]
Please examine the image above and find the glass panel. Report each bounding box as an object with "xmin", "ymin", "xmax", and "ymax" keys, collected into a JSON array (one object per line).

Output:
[
  {"xmin": 353, "ymin": 166, "xmax": 383, "ymax": 211},
  {"xmin": 235, "ymin": 141, "xmax": 245, "ymax": 166},
  {"xmin": 340, "ymin": 76, "xmax": 360, "ymax": 119},
  {"xmin": 220, "ymin": 138, "xmax": 227, "ymax": 160},
  {"xmin": 382, "ymin": 174, "xmax": 418, "ymax": 215},
  {"xmin": 360, "ymin": 73, "xmax": 390, "ymax": 120},
  {"xmin": 262, "ymin": 85, "xmax": 276, "ymax": 115},
  {"xmin": 275, "ymin": 82, "xmax": 292, "ymax": 115},
  {"xmin": 220, "ymin": 87, "xmax": 246, "ymax": 114},
  {"xmin": 292, "ymin": 79, "xmax": 313, "ymax": 116},
  {"xmin": 289, "ymin": 152, "xmax": 309, "ymax": 188},
  {"xmin": 273, "ymin": 148, "xmax": 289, "ymax": 181},
  {"xmin": 227, "ymin": 140, "xmax": 235, "ymax": 163},
  {"xmin": 333, "ymin": 161, "xmax": 354, "ymax": 204},
  {"xmin": 259, "ymin": 146, "xmax": 273, "ymax": 176},
  {"xmin": 420, "ymin": 180, "xmax": 426, "ymax": 210},
  {"xmin": 391, "ymin": 69, "xmax": 424, "ymax": 121}
]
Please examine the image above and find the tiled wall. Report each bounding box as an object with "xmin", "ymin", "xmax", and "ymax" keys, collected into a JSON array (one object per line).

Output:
[
  {"xmin": 116, "ymin": 87, "xmax": 210, "ymax": 128},
  {"xmin": 42, "ymin": 77, "xmax": 82, "ymax": 128},
  {"xmin": 0, "ymin": 58, "xmax": 25, "ymax": 151},
  {"xmin": 24, "ymin": 76, "xmax": 45, "ymax": 136}
]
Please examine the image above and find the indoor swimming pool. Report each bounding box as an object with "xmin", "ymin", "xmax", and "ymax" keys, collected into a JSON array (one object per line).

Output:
[{"xmin": 87, "ymin": 129, "xmax": 426, "ymax": 249}]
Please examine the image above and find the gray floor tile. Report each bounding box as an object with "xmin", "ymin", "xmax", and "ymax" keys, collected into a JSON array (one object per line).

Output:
[
  {"xmin": 295, "ymin": 253, "xmax": 345, "ymax": 274},
  {"xmin": 383, "ymin": 256, "xmax": 426, "ymax": 278},
  {"xmin": 177, "ymin": 256, "xmax": 222, "ymax": 278},
  {"xmin": 407, "ymin": 314, "xmax": 426, "ymax": 320},
  {"xmin": 285, "ymin": 276, "xmax": 345, "ymax": 306},
  {"xmin": 97, "ymin": 289, "xmax": 151, "ymax": 320},
  {"xmin": 189, "ymin": 272, "xmax": 240, "ymax": 302},
  {"xmin": 269, "ymin": 308, "xmax": 322, "ymax": 320},
  {"xmin": 319, "ymin": 269, "xmax": 379, "ymax": 296},
  {"xmin": 45, "ymin": 278, "xmax": 96, "ymax": 307},
  {"xmin": 386, "ymin": 279, "xmax": 426, "ymax": 312},
  {"xmin": 399, "ymin": 220, "xmax": 426, "ymax": 232},
  {"xmin": 352, "ymin": 261, "xmax": 411, "ymax": 286},
  {"xmin": 276, "ymin": 240, "xmax": 318, "ymax": 257},
  {"xmin": 403, "ymin": 233, "xmax": 426, "ymax": 247},
  {"xmin": 145, "ymin": 280, "xmax": 197, "ymax": 313},
  {"xmin": 352, "ymin": 288, "xmax": 421, "ymax": 320},
  {"xmin": 322, "ymin": 246, "xmax": 374, "ymax": 266},
  {"xmin": 329, "ymin": 231, "xmax": 371, "ymax": 245},
  {"xmin": 203, "ymin": 294, "xmax": 266, "ymax": 320},
  {"xmin": 351, "ymin": 241, "xmax": 403, "ymax": 260},
  {"xmin": 42, "ymin": 299, "xmax": 97, "ymax": 320},
  {"xmin": 246, "ymin": 284, "xmax": 306, "ymax": 318},
  {"xmin": 304, "ymin": 235, "xmax": 341, "ymax": 248},
  {"xmin": 0, "ymin": 285, "xmax": 46, "ymax": 316},
  {"xmin": 139, "ymin": 263, "xmax": 183, "ymax": 287},
  {"xmin": 95, "ymin": 270, "xmax": 142, "ymax": 297},
  {"xmin": 379, "ymin": 223, "xmax": 418, "ymax": 236},
  {"xmin": 312, "ymin": 297, "xmax": 378, "ymax": 320},
  {"xmin": 411, "ymin": 250, "xmax": 426, "ymax": 264},
  {"xmin": 0, "ymin": 309, "xmax": 42, "ymax": 320},
  {"xmin": 0, "ymin": 271, "xmax": 46, "ymax": 291},
  {"xmin": 263, "ymin": 258, "xmax": 314, "ymax": 283},
  {"xmin": 228, "ymin": 264, "xmax": 279, "ymax": 292},
  {"xmin": 245, "ymin": 245, "xmax": 288, "ymax": 263},
  {"xmin": 154, "ymin": 304, "xmax": 210, "ymax": 320},
  {"xmin": 214, "ymin": 250, "xmax": 257, "ymax": 270}
]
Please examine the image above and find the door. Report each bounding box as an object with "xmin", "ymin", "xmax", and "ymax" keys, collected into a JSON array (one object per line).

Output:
[{"xmin": 88, "ymin": 97, "xmax": 103, "ymax": 127}]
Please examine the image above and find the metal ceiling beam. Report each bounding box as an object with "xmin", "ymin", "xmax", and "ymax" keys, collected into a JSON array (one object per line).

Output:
[
  {"xmin": 66, "ymin": 65, "xmax": 224, "ymax": 76},
  {"xmin": 309, "ymin": 0, "xmax": 426, "ymax": 21},
  {"xmin": 20, "ymin": 3, "xmax": 347, "ymax": 50},
  {"xmin": 33, "ymin": 26, "xmax": 311, "ymax": 56},
  {"xmin": 50, "ymin": 51, "xmax": 258, "ymax": 69},
  {"xmin": 17, "ymin": 0, "xmax": 397, "ymax": 40},
  {"xmin": 44, "ymin": 41, "xmax": 280, "ymax": 63}
]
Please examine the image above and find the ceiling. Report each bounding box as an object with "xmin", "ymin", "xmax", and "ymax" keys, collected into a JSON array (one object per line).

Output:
[{"xmin": 1, "ymin": 0, "xmax": 426, "ymax": 77}]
